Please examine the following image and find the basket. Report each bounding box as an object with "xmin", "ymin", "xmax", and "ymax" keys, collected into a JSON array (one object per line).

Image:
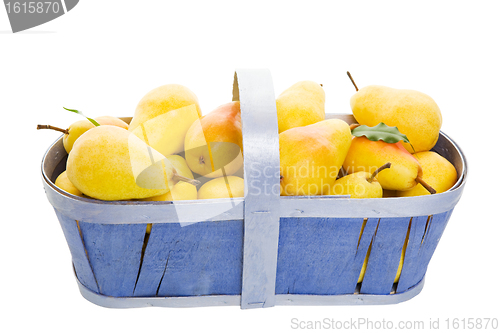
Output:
[{"xmin": 41, "ymin": 69, "xmax": 467, "ymax": 309}]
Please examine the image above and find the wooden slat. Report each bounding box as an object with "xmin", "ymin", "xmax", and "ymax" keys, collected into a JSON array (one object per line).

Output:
[
  {"xmin": 132, "ymin": 223, "xmax": 181, "ymax": 297},
  {"xmin": 152, "ymin": 220, "xmax": 244, "ymax": 297},
  {"xmin": 402, "ymin": 210, "xmax": 453, "ymax": 292},
  {"xmin": 54, "ymin": 209, "xmax": 99, "ymax": 293},
  {"xmin": 275, "ymin": 217, "xmax": 365, "ymax": 295},
  {"xmin": 396, "ymin": 215, "xmax": 430, "ymax": 292},
  {"xmin": 339, "ymin": 218, "xmax": 379, "ymax": 293},
  {"xmin": 360, "ymin": 217, "xmax": 411, "ymax": 295},
  {"xmin": 77, "ymin": 221, "xmax": 147, "ymax": 297}
]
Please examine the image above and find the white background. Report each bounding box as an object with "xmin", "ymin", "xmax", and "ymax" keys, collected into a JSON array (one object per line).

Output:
[{"xmin": 1, "ymin": 1, "xmax": 499, "ymax": 332}]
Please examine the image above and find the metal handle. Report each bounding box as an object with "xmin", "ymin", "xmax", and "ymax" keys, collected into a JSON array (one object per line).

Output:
[{"xmin": 233, "ymin": 69, "xmax": 281, "ymax": 309}]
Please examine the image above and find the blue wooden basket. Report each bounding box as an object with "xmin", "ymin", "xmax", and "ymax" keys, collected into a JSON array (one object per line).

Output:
[{"xmin": 41, "ymin": 69, "xmax": 467, "ymax": 309}]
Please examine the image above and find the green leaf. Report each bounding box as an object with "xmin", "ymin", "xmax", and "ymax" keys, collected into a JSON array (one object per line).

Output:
[
  {"xmin": 63, "ymin": 107, "xmax": 100, "ymax": 127},
  {"xmin": 352, "ymin": 123, "xmax": 415, "ymax": 151}
]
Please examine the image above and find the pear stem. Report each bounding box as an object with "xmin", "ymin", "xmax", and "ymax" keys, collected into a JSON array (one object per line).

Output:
[
  {"xmin": 37, "ymin": 124, "xmax": 69, "ymax": 135},
  {"xmin": 367, "ymin": 163, "xmax": 391, "ymax": 183},
  {"xmin": 172, "ymin": 173, "xmax": 201, "ymax": 186},
  {"xmin": 416, "ymin": 176, "xmax": 437, "ymax": 194},
  {"xmin": 347, "ymin": 71, "xmax": 359, "ymax": 91},
  {"xmin": 350, "ymin": 123, "xmax": 360, "ymax": 131}
]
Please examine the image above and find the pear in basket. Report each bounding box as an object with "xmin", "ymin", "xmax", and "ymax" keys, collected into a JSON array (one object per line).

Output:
[
  {"xmin": 328, "ymin": 163, "xmax": 391, "ymax": 198},
  {"xmin": 37, "ymin": 115, "xmax": 129, "ymax": 153},
  {"xmin": 347, "ymin": 72, "xmax": 442, "ymax": 153},
  {"xmin": 129, "ymin": 84, "xmax": 202, "ymax": 156},
  {"xmin": 344, "ymin": 122, "xmax": 436, "ymax": 193},
  {"xmin": 276, "ymin": 80, "xmax": 325, "ymax": 133},
  {"xmin": 141, "ymin": 155, "xmax": 198, "ymax": 201},
  {"xmin": 66, "ymin": 126, "xmax": 194, "ymax": 201},
  {"xmin": 280, "ymin": 119, "xmax": 351, "ymax": 196},
  {"xmin": 343, "ymin": 136, "xmax": 438, "ymax": 193},
  {"xmin": 184, "ymin": 101, "xmax": 243, "ymax": 178},
  {"xmin": 54, "ymin": 171, "xmax": 83, "ymax": 197},
  {"xmin": 397, "ymin": 151, "xmax": 457, "ymax": 197},
  {"xmin": 198, "ymin": 176, "xmax": 245, "ymax": 199}
]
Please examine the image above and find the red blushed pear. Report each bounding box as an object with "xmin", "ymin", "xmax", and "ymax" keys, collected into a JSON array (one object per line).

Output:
[
  {"xmin": 184, "ymin": 101, "xmax": 243, "ymax": 178},
  {"xmin": 343, "ymin": 136, "xmax": 435, "ymax": 193}
]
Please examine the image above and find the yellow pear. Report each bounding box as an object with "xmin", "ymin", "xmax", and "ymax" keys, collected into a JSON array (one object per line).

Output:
[
  {"xmin": 54, "ymin": 170, "xmax": 83, "ymax": 197},
  {"xmin": 142, "ymin": 155, "xmax": 197, "ymax": 201},
  {"xmin": 151, "ymin": 182, "xmax": 198, "ymax": 201},
  {"xmin": 350, "ymin": 85, "xmax": 442, "ymax": 153},
  {"xmin": 358, "ymin": 251, "xmax": 368, "ymax": 283},
  {"xmin": 164, "ymin": 154, "xmax": 194, "ymax": 180},
  {"xmin": 394, "ymin": 232, "xmax": 409, "ymax": 283},
  {"xmin": 397, "ymin": 151, "xmax": 457, "ymax": 197},
  {"xmin": 343, "ymin": 137, "xmax": 435, "ymax": 192},
  {"xmin": 328, "ymin": 163, "xmax": 391, "ymax": 198},
  {"xmin": 67, "ymin": 125, "xmax": 178, "ymax": 201},
  {"xmin": 38, "ymin": 116, "xmax": 129, "ymax": 153},
  {"xmin": 280, "ymin": 119, "xmax": 351, "ymax": 196},
  {"xmin": 198, "ymin": 176, "xmax": 244, "ymax": 200},
  {"xmin": 184, "ymin": 101, "xmax": 242, "ymax": 178},
  {"xmin": 276, "ymin": 81, "xmax": 325, "ymax": 133},
  {"xmin": 129, "ymin": 84, "xmax": 202, "ymax": 156}
]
